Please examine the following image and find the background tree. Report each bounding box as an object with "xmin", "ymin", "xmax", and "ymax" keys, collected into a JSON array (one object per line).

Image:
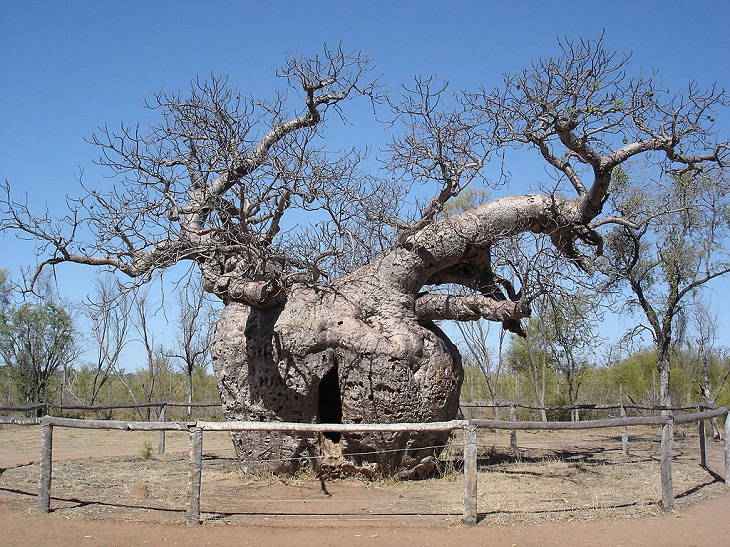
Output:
[
  {"xmin": 0, "ymin": 269, "xmax": 11, "ymax": 309},
  {"xmin": 2, "ymin": 38, "xmax": 727, "ymax": 474},
  {"xmin": 131, "ymin": 290, "xmax": 167, "ymax": 421},
  {"xmin": 680, "ymin": 297, "xmax": 726, "ymax": 438},
  {"xmin": 168, "ymin": 277, "xmax": 217, "ymax": 419},
  {"xmin": 0, "ymin": 300, "xmax": 80, "ymax": 414},
  {"xmin": 506, "ymin": 309, "xmax": 555, "ymax": 421},
  {"xmin": 83, "ymin": 275, "xmax": 133, "ymax": 405},
  {"xmin": 608, "ymin": 350, "xmax": 659, "ymax": 405},
  {"xmin": 601, "ymin": 169, "xmax": 730, "ymax": 410},
  {"xmin": 543, "ymin": 292, "xmax": 602, "ymax": 421},
  {"xmin": 0, "ymin": 270, "xmax": 14, "ymax": 404},
  {"xmin": 456, "ymin": 320, "xmax": 506, "ymax": 417}
]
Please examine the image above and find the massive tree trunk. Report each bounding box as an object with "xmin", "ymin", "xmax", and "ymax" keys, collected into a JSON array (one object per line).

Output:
[
  {"xmin": 212, "ymin": 297, "xmax": 462, "ymax": 477},
  {"xmin": 210, "ymin": 193, "xmax": 583, "ymax": 477},
  {"xmin": 210, "ymin": 250, "xmax": 462, "ymax": 477}
]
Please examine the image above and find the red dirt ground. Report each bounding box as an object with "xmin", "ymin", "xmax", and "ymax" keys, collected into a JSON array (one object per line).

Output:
[{"xmin": 2, "ymin": 492, "xmax": 730, "ymax": 547}]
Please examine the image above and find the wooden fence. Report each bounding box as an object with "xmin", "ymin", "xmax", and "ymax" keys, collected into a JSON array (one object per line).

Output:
[
  {"xmin": 459, "ymin": 401, "xmax": 727, "ymax": 421},
  {"xmin": 0, "ymin": 401, "xmax": 223, "ymax": 419},
  {"xmin": 0, "ymin": 401, "xmax": 223, "ymax": 454},
  {"xmin": 1, "ymin": 406, "xmax": 728, "ymax": 526}
]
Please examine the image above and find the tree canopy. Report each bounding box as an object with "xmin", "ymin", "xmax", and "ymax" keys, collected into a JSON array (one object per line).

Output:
[
  {"xmin": 2, "ymin": 37, "xmax": 726, "ymax": 323},
  {"xmin": 0, "ymin": 300, "xmax": 78, "ymax": 411}
]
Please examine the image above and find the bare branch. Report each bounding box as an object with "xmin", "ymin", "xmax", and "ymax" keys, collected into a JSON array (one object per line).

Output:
[{"xmin": 414, "ymin": 293, "xmax": 529, "ymax": 335}]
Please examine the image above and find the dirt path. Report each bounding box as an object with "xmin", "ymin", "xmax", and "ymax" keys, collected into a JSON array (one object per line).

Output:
[{"xmin": 2, "ymin": 493, "xmax": 729, "ymax": 547}]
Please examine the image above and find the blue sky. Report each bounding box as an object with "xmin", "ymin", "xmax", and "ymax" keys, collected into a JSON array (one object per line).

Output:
[{"xmin": 1, "ymin": 0, "xmax": 729, "ymax": 365}]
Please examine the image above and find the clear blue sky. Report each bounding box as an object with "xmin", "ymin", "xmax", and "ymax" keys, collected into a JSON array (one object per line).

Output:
[{"xmin": 1, "ymin": 0, "xmax": 729, "ymax": 364}]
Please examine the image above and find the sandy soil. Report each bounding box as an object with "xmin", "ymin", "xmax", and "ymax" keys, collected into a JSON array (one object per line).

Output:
[{"xmin": 1, "ymin": 424, "xmax": 729, "ymax": 546}]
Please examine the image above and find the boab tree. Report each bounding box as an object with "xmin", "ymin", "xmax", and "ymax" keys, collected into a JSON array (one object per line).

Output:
[{"xmin": 2, "ymin": 39, "xmax": 727, "ymax": 476}]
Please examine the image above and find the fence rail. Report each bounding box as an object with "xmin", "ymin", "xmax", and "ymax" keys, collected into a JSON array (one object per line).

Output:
[
  {"xmin": 1, "ymin": 406, "xmax": 728, "ymax": 526},
  {"xmin": 459, "ymin": 401, "xmax": 717, "ymax": 412},
  {"xmin": 10, "ymin": 400, "xmax": 713, "ymax": 414},
  {"xmin": 0, "ymin": 401, "xmax": 222, "ymax": 413},
  {"xmin": 0, "ymin": 401, "xmax": 224, "ymax": 453}
]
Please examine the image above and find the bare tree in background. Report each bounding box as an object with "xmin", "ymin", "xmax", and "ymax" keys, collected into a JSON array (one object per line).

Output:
[
  {"xmin": 132, "ymin": 290, "xmax": 166, "ymax": 421},
  {"xmin": 684, "ymin": 297, "xmax": 725, "ymax": 439},
  {"xmin": 2, "ymin": 39, "xmax": 727, "ymax": 475},
  {"xmin": 456, "ymin": 319, "xmax": 506, "ymax": 418},
  {"xmin": 168, "ymin": 278, "xmax": 216, "ymax": 419},
  {"xmin": 84, "ymin": 275, "xmax": 132, "ymax": 406}
]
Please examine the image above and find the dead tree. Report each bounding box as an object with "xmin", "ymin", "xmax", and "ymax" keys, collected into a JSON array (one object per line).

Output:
[{"xmin": 84, "ymin": 275, "xmax": 132, "ymax": 407}]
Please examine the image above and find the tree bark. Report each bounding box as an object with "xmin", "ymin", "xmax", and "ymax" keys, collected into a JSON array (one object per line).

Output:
[
  {"xmin": 212, "ymin": 297, "xmax": 462, "ymax": 476},
  {"xmin": 657, "ymin": 341, "xmax": 672, "ymax": 412}
]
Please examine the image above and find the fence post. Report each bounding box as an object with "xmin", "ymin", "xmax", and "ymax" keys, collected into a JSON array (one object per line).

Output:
[
  {"xmin": 38, "ymin": 420, "xmax": 53, "ymax": 513},
  {"xmin": 698, "ymin": 415, "xmax": 707, "ymax": 469},
  {"xmin": 724, "ymin": 412, "xmax": 730, "ymax": 486},
  {"xmin": 620, "ymin": 404, "xmax": 629, "ymax": 455},
  {"xmin": 462, "ymin": 423, "xmax": 478, "ymax": 525},
  {"xmin": 660, "ymin": 416, "xmax": 674, "ymax": 510},
  {"xmin": 509, "ymin": 403, "xmax": 518, "ymax": 454},
  {"xmin": 158, "ymin": 404, "xmax": 167, "ymax": 455},
  {"xmin": 187, "ymin": 426, "xmax": 203, "ymax": 526}
]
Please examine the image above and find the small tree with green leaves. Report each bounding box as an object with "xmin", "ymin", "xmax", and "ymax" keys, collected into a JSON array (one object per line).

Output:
[
  {"xmin": 0, "ymin": 301, "xmax": 79, "ymax": 413},
  {"xmin": 506, "ymin": 314, "xmax": 556, "ymax": 421},
  {"xmin": 543, "ymin": 292, "xmax": 602, "ymax": 420}
]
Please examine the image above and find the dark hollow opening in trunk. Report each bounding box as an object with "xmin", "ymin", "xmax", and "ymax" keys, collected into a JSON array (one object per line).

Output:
[{"xmin": 318, "ymin": 364, "xmax": 342, "ymax": 443}]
